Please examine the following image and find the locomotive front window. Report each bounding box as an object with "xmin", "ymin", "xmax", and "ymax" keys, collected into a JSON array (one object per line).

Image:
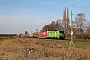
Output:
[{"xmin": 59, "ymin": 31, "xmax": 64, "ymax": 34}]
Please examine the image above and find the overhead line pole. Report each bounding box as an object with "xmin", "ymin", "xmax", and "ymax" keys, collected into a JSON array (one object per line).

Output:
[{"xmin": 70, "ymin": 11, "xmax": 73, "ymax": 44}]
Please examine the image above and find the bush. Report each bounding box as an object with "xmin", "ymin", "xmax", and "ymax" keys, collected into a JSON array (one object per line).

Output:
[{"xmin": 66, "ymin": 34, "xmax": 90, "ymax": 39}]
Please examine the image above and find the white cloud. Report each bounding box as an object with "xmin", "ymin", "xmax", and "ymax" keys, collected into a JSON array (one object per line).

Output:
[
  {"xmin": 44, "ymin": 2, "xmax": 52, "ymax": 5},
  {"xmin": 22, "ymin": 8, "xmax": 38, "ymax": 12},
  {"xmin": 64, "ymin": 0, "xmax": 81, "ymax": 5},
  {"xmin": 75, "ymin": 0, "xmax": 90, "ymax": 6},
  {"xmin": 75, "ymin": 3, "xmax": 90, "ymax": 6},
  {"xmin": 24, "ymin": 9, "xmax": 30, "ymax": 12}
]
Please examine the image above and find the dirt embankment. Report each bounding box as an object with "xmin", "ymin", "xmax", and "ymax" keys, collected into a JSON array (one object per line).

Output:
[{"xmin": 0, "ymin": 38, "xmax": 90, "ymax": 60}]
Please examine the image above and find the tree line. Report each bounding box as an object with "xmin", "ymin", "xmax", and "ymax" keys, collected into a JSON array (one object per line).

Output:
[{"xmin": 41, "ymin": 7, "xmax": 90, "ymax": 38}]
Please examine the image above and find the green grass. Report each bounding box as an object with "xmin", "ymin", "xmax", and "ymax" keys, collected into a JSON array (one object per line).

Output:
[
  {"xmin": 57, "ymin": 42, "xmax": 89, "ymax": 50},
  {"xmin": 73, "ymin": 43, "xmax": 89, "ymax": 49},
  {"xmin": 45, "ymin": 40, "xmax": 90, "ymax": 50},
  {"xmin": 56, "ymin": 41, "xmax": 70, "ymax": 46},
  {"xmin": 0, "ymin": 37, "xmax": 6, "ymax": 44},
  {"xmin": 67, "ymin": 37, "xmax": 90, "ymax": 41},
  {"xmin": 0, "ymin": 58, "xmax": 2, "ymax": 60},
  {"xmin": 0, "ymin": 40, "xmax": 3, "ymax": 44}
]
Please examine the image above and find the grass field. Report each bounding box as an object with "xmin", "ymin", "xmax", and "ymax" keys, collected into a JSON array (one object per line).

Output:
[
  {"xmin": 45, "ymin": 39, "xmax": 90, "ymax": 50},
  {"xmin": 0, "ymin": 37, "xmax": 90, "ymax": 60}
]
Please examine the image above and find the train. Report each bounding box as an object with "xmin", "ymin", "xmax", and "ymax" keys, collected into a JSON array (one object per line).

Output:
[{"xmin": 25, "ymin": 30, "xmax": 65, "ymax": 39}]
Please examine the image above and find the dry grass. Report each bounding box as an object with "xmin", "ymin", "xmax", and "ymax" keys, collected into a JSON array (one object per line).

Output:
[{"xmin": 0, "ymin": 37, "xmax": 90, "ymax": 60}]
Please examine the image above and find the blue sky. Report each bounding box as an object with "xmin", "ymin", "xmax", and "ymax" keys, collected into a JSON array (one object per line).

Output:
[{"xmin": 0, "ymin": 0, "xmax": 90, "ymax": 34}]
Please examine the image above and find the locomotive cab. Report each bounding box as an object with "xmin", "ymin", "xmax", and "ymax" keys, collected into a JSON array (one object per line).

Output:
[{"xmin": 59, "ymin": 31, "xmax": 65, "ymax": 39}]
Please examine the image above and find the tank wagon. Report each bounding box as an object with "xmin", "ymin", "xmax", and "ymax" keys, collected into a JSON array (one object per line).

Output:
[{"xmin": 40, "ymin": 31, "xmax": 48, "ymax": 38}]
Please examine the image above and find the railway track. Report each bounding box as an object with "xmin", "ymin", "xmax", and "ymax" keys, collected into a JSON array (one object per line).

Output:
[{"xmin": 33, "ymin": 38, "xmax": 90, "ymax": 45}]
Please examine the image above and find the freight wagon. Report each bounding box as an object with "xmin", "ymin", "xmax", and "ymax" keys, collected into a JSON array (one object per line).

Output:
[
  {"xmin": 40, "ymin": 31, "xmax": 48, "ymax": 38},
  {"xmin": 33, "ymin": 32, "xmax": 40, "ymax": 38},
  {"xmin": 25, "ymin": 34, "xmax": 33, "ymax": 38}
]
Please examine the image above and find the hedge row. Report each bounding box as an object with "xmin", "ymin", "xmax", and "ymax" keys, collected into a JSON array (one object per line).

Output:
[
  {"xmin": 66, "ymin": 34, "xmax": 90, "ymax": 39},
  {"xmin": 0, "ymin": 34, "xmax": 17, "ymax": 37}
]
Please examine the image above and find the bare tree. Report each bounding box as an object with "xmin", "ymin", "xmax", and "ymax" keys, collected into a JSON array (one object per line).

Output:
[
  {"xmin": 75, "ymin": 13, "xmax": 86, "ymax": 34},
  {"xmin": 62, "ymin": 7, "xmax": 70, "ymax": 34},
  {"xmin": 56, "ymin": 19, "xmax": 63, "ymax": 30},
  {"xmin": 42, "ymin": 20, "xmax": 63, "ymax": 31},
  {"xmin": 51, "ymin": 21, "xmax": 56, "ymax": 30},
  {"xmin": 62, "ymin": 7, "xmax": 66, "ymax": 34},
  {"xmin": 86, "ymin": 21, "xmax": 90, "ymax": 34},
  {"xmin": 25, "ymin": 31, "xmax": 28, "ymax": 35},
  {"xmin": 42, "ymin": 25, "xmax": 49, "ymax": 31},
  {"xmin": 36, "ymin": 29, "xmax": 38, "ymax": 33}
]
